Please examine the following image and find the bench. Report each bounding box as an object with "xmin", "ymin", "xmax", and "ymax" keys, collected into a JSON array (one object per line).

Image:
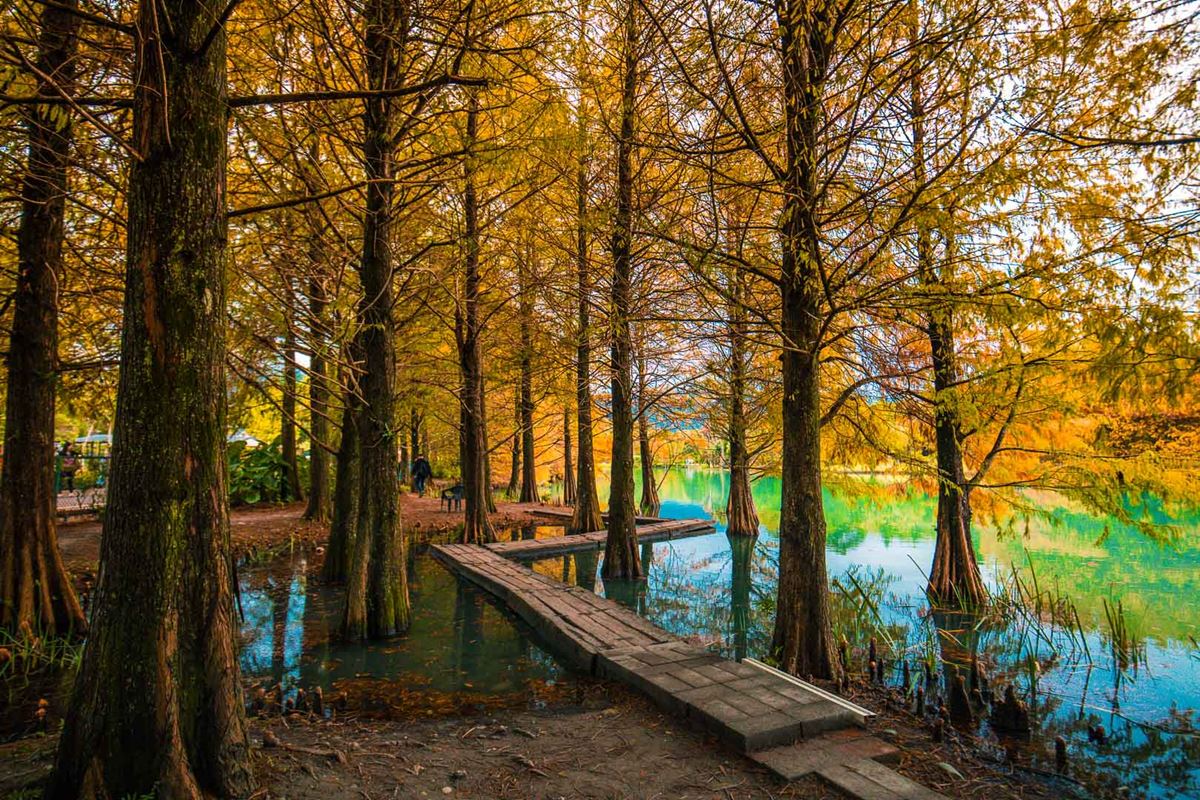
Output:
[{"xmin": 441, "ymin": 483, "xmax": 464, "ymax": 511}]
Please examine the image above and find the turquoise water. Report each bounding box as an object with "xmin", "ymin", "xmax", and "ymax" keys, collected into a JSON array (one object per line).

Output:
[{"xmin": 543, "ymin": 466, "xmax": 1200, "ymax": 799}]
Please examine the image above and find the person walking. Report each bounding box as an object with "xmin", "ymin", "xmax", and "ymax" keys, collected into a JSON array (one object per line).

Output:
[
  {"xmin": 412, "ymin": 454, "xmax": 433, "ymax": 497},
  {"xmin": 59, "ymin": 441, "xmax": 79, "ymax": 492}
]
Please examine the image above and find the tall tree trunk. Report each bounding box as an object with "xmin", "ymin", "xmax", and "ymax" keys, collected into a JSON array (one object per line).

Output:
[
  {"xmin": 281, "ymin": 299, "xmax": 305, "ymax": 503},
  {"xmin": 725, "ymin": 278, "xmax": 759, "ymax": 536},
  {"xmin": 304, "ymin": 272, "xmax": 331, "ymax": 521},
  {"xmin": 769, "ymin": 0, "xmax": 839, "ymax": 681},
  {"xmin": 570, "ymin": 2, "xmax": 602, "ymax": 536},
  {"xmin": 908, "ymin": 41, "xmax": 987, "ymax": 607},
  {"xmin": 0, "ymin": 0, "xmax": 85, "ymax": 638},
  {"xmin": 518, "ymin": 259, "xmax": 539, "ymax": 503},
  {"xmin": 458, "ymin": 90, "xmax": 495, "ymax": 544},
  {"xmin": 324, "ymin": 372, "xmax": 361, "ymax": 583},
  {"xmin": 49, "ymin": 1, "xmax": 254, "ymax": 793},
  {"xmin": 562, "ymin": 406, "xmax": 576, "ymax": 505},
  {"xmin": 506, "ymin": 393, "xmax": 520, "ymax": 498},
  {"xmin": 341, "ymin": 0, "xmax": 410, "ymax": 639},
  {"xmin": 409, "ymin": 409, "xmax": 421, "ymax": 491},
  {"xmin": 602, "ymin": 0, "xmax": 642, "ymax": 580},
  {"xmin": 636, "ymin": 344, "xmax": 659, "ymax": 516}
]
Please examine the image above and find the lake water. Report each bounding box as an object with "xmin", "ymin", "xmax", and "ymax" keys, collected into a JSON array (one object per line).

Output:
[
  {"xmin": 536, "ymin": 466, "xmax": 1200, "ymax": 800},
  {"xmin": 233, "ymin": 466, "xmax": 1199, "ymax": 798}
]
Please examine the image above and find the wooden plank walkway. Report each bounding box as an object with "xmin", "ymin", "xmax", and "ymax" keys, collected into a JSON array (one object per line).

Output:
[
  {"xmin": 485, "ymin": 518, "xmax": 714, "ymax": 559},
  {"xmin": 530, "ymin": 507, "xmax": 667, "ymax": 525},
  {"xmin": 431, "ymin": 532, "xmax": 948, "ymax": 800}
]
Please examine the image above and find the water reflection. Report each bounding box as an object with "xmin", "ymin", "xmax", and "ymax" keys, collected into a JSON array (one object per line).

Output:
[{"xmin": 238, "ymin": 544, "xmax": 571, "ymax": 717}]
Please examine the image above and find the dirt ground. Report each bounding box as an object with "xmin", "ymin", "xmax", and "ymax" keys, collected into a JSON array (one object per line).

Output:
[
  {"xmin": 1, "ymin": 681, "xmax": 1065, "ymax": 800},
  {"xmin": 55, "ymin": 494, "xmax": 557, "ymax": 574},
  {"xmin": 4, "ymin": 500, "xmax": 1084, "ymax": 800}
]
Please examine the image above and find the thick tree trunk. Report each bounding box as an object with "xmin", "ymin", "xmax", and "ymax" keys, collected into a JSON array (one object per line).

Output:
[
  {"xmin": 281, "ymin": 304, "xmax": 305, "ymax": 503},
  {"xmin": 562, "ymin": 406, "xmax": 576, "ymax": 505},
  {"xmin": 0, "ymin": 0, "xmax": 85, "ymax": 639},
  {"xmin": 602, "ymin": 0, "xmax": 642, "ymax": 581},
  {"xmin": 725, "ymin": 285, "xmax": 760, "ymax": 536},
  {"xmin": 769, "ymin": 0, "xmax": 839, "ymax": 681},
  {"xmin": 507, "ymin": 394, "xmax": 520, "ymax": 498},
  {"xmin": 304, "ymin": 272, "xmax": 331, "ymax": 521},
  {"xmin": 341, "ymin": 0, "xmax": 410, "ymax": 639},
  {"xmin": 324, "ymin": 377, "xmax": 361, "ymax": 584},
  {"xmin": 458, "ymin": 91, "xmax": 495, "ymax": 544},
  {"xmin": 48, "ymin": 1, "xmax": 254, "ymax": 793},
  {"xmin": 729, "ymin": 532, "xmax": 755, "ymax": 661},
  {"xmin": 636, "ymin": 346, "xmax": 660, "ymax": 516}
]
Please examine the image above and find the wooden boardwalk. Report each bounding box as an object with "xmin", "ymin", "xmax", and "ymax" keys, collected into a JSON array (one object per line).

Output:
[
  {"xmin": 485, "ymin": 518, "xmax": 714, "ymax": 559},
  {"xmin": 530, "ymin": 507, "xmax": 667, "ymax": 525},
  {"xmin": 431, "ymin": 530, "xmax": 947, "ymax": 800}
]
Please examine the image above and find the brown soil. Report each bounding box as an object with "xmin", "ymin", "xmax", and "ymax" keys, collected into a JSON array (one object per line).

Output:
[
  {"xmin": 1, "ymin": 681, "xmax": 1063, "ymax": 800},
  {"xmin": 54, "ymin": 493, "xmax": 559, "ymax": 574}
]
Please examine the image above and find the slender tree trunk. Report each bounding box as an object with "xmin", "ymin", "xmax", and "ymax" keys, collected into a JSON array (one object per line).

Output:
[
  {"xmin": 636, "ymin": 344, "xmax": 660, "ymax": 516},
  {"xmin": 726, "ymin": 279, "xmax": 759, "ymax": 536},
  {"xmin": 602, "ymin": 0, "xmax": 642, "ymax": 580},
  {"xmin": 570, "ymin": 3, "xmax": 602, "ymax": 536},
  {"xmin": 906, "ymin": 26, "xmax": 987, "ymax": 608},
  {"xmin": 304, "ymin": 271, "xmax": 331, "ymax": 521},
  {"xmin": 769, "ymin": 0, "xmax": 839, "ymax": 681},
  {"xmin": 519, "ymin": 259, "xmax": 539, "ymax": 503},
  {"xmin": 49, "ymin": 1, "xmax": 254, "ymax": 793},
  {"xmin": 281, "ymin": 300, "xmax": 305, "ymax": 502},
  {"xmin": 458, "ymin": 90, "xmax": 495, "ymax": 544},
  {"xmin": 0, "ymin": 0, "xmax": 85, "ymax": 639},
  {"xmin": 507, "ymin": 393, "xmax": 520, "ymax": 498},
  {"xmin": 409, "ymin": 409, "xmax": 421, "ymax": 491},
  {"xmin": 341, "ymin": 0, "xmax": 410, "ymax": 639},
  {"xmin": 324, "ymin": 371, "xmax": 361, "ymax": 583},
  {"xmin": 562, "ymin": 406, "xmax": 576, "ymax": 505}
]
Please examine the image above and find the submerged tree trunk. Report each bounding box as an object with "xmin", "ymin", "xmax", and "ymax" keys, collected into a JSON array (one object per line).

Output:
[
  {"xmin": 570, "ymin": 3, "xmax": 602, "ymax": 536},
  {"xmin": 48, "ymin": 1, "xmax": 255, "ymax": 793},
  {"xmin": 458, "ymin": 90, "xmax": 495, "ymax": 544},
  {"xmin": 324, "ymin": 374, "xmax": 361, "ymax": 584},
  {"xmin": 725, "ymin": 280, "xmax": 760, "ymax": 536},
  {"xmin": 907, "ymin": 34, "xmax": 987, "ymax": 609},
  {"xmin": 562, "ymin": 406, "xmax": 576, "ymax": 505},
  {"xmin": 769, "ymin": 0, "xmax": 839, "ymax": 681},
  {"xmin": 729, "ymin": 532, "xmax": 755, "ymax": 661},
  {"xmin": 341, "ymin": 0, "xmax": 410, "ymax": 639},
  {"xmin": 304, "ymin": 271, "xmax": 332, "ymax": 521},
  {"xmin": 602, "ymin": 0, "xmax": 642, "ymax": 580},
  {"xmin": 281, "ymin": 301, "xmax": 305, "ymax": 503},
  {"xmin": 0, "ymin": 0, "xmax": 85, "ymax": 639},
  {"xmin": 636, "ymin": 345, "xmax": 660, "ymax": 517}
]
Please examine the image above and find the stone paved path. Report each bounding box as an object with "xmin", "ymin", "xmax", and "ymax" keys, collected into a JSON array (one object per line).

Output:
[{"xmin": 431, "ymin": 533, "xmax": 948, "ymax": 800}]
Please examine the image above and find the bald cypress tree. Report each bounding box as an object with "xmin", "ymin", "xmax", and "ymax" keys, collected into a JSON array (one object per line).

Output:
[
  {"xmin": 0, "ymin": 0, "xmax": 85, "ymax": 639},
  {"xmin": 49, "ymin": 0, "xmax": 254, "ymax": 793}
]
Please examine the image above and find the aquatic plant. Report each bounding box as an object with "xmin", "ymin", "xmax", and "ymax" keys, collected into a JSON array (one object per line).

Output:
[
  {"xmin": 1102, "ymin": 597, "xmax": 1146, "ymax": 677},
  {"xmin": 0, "ymin": 627, "xmax": 83, "ymax": 679}
]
